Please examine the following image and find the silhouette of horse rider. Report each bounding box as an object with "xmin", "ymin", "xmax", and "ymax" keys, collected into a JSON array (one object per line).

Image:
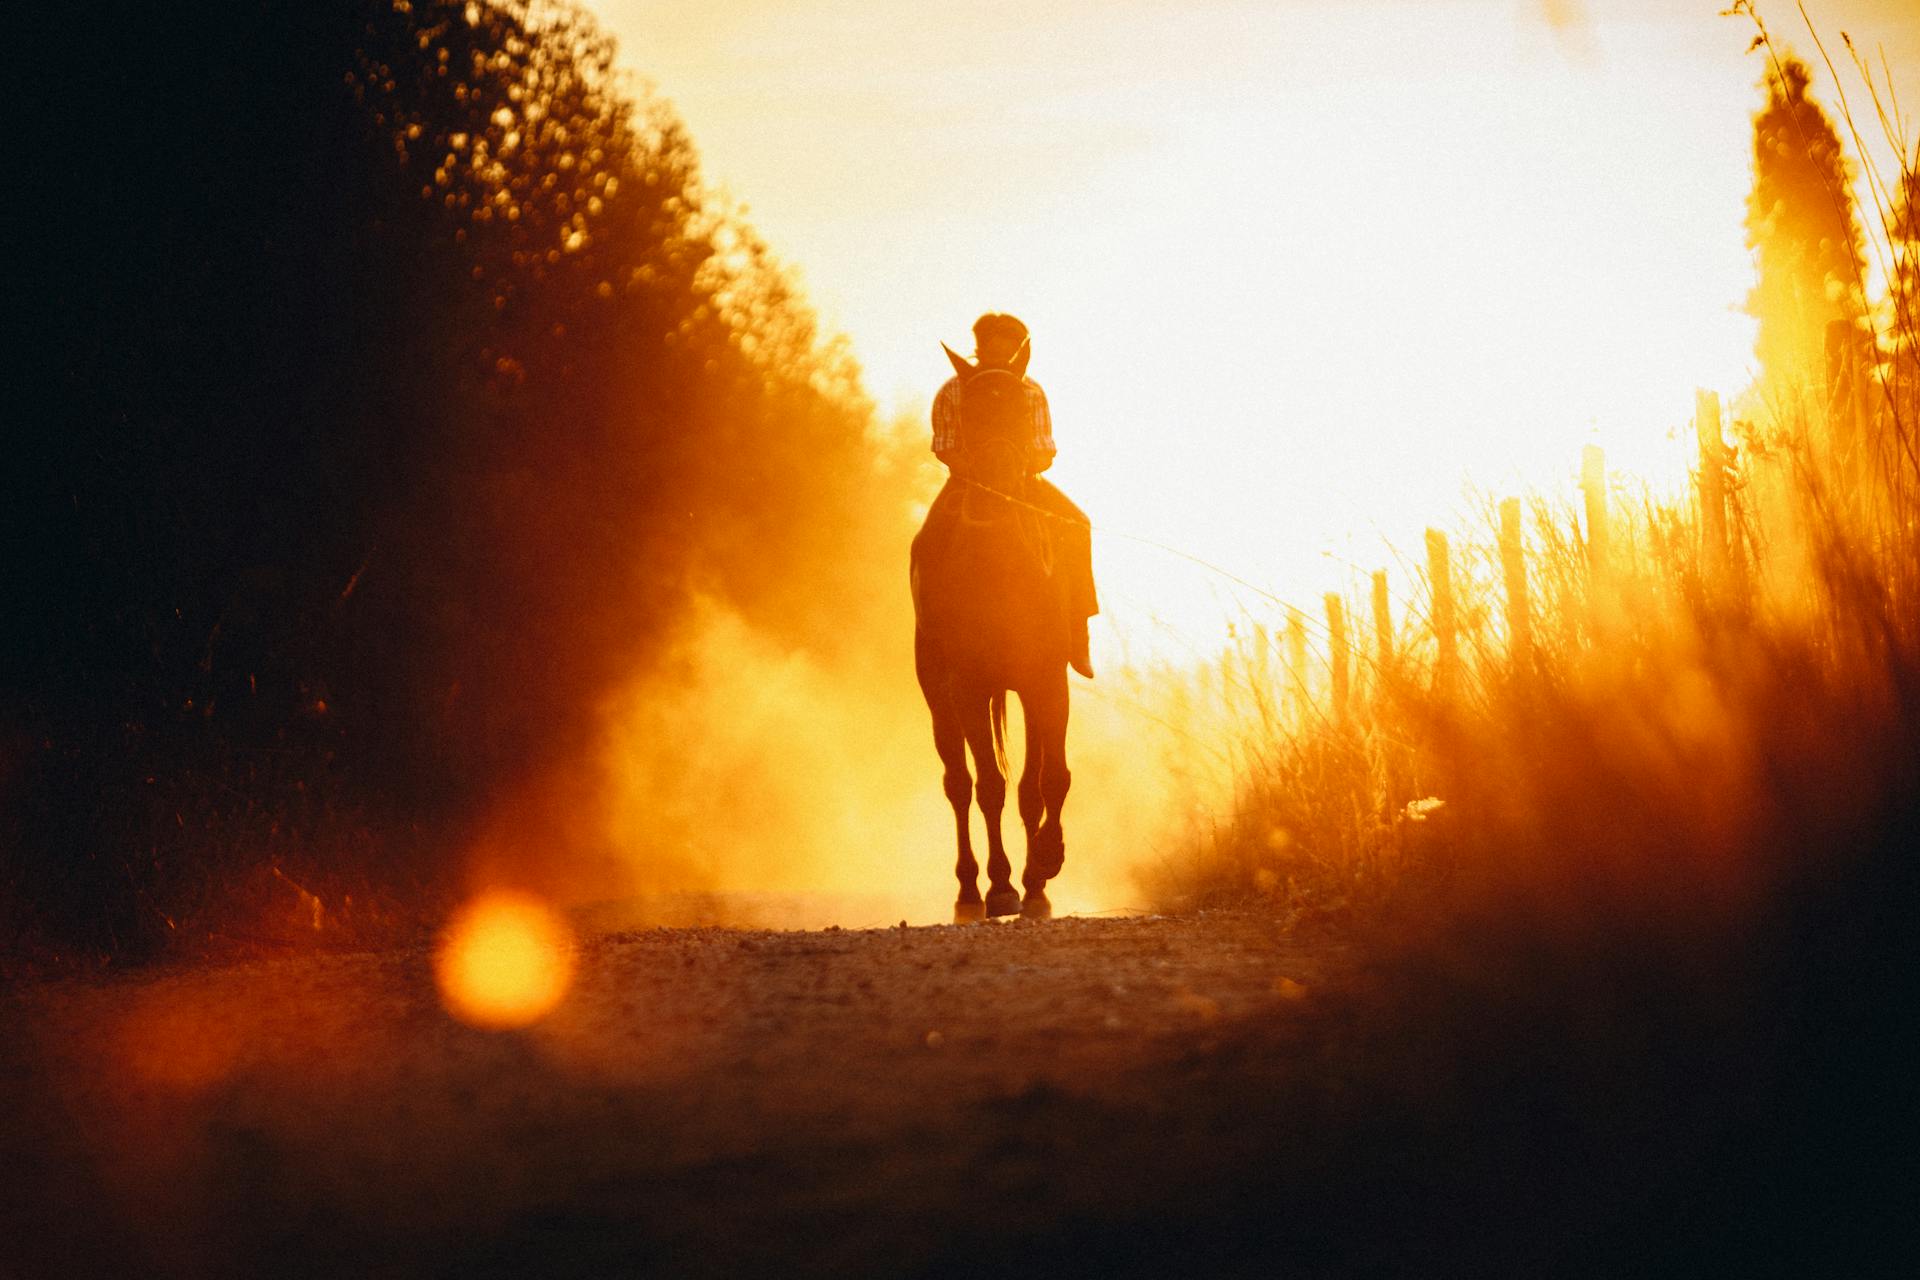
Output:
[
  {"xmin": 911, "ymin": 313, "xmax": 1096, "ymax": 921},
  {"xmin": 921, "ymin": 313, "xmax": 1099, "ymax": 677}
]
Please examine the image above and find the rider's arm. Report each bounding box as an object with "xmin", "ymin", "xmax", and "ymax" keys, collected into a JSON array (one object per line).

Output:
[
  {"xmin": 931, "ymin": 379, "xmax": 961, "ymax": 469},
  {"xmin": 1027, "ymin": 381, "xmax": 1057, "ymax": 475}
]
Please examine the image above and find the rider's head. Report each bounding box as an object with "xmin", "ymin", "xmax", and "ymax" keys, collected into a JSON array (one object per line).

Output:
[{"xmin": 971, "ymin": 313, "xmax": 1029, "ymax": 370}]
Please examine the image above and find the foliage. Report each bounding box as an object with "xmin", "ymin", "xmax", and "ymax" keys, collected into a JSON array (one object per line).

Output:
[{"xmin": 6, "ymin": 1, "xmax": 910, "ymax": 956}]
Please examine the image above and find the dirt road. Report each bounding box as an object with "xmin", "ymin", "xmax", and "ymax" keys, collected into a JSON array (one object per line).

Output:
[{"xmin": 2, "ymin": 912, "xmax": 1354, "ymax": 1279}]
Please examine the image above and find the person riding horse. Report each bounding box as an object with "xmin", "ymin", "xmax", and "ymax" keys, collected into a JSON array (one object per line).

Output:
[
  {"xmin": 911, "ymin": 313, "xmax": 1089, "ymax": 922},
  {"xmin": 920, "ymin": 313, "xmax": 1098, "ymax": 679}
]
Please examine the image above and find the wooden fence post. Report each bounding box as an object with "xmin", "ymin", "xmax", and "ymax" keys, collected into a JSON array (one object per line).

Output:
[
  {"xmin": 1580, "ymin": 444, "xmax": 1609, "ymax": 578},
  {"xmin": 1371, "ymin": 570, "xmax": 1393, "ymax": 671},
  {"xmin": 1581, "ymin": 443, "xmax": 1619, "ymax": 638},
  {"xmin": 1370, "ymin": 568, "xmax": 1405, "ymax": 817},
  {"xmin": 1695, "ymin": 389, "xmax": 1730, "ymax": 587},
  {"xmin": 1285, "ymin": 606, "xmax": 1310, "ymax": 726},
  {"xmin": 1425, "ymin": 529, "xmax": 1457, "ymax": 701},
  {"xmin": 1499, "ymin": 497, "xmax": 1532, "ymax": 667},
  {"xmin": 1325, "ymin": 593, "xmax": 1350, "ymax": 727}
]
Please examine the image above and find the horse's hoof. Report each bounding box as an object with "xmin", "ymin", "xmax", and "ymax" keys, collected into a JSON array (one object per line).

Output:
[
  {"xmin": 984, "ymin": 886, "xmax": 1022, "ymax": 918},
  {"xmin": 1028, "ymin": 826, "xmax": 1065, "ymax": 881},
  {"xmin": 1020, "ymin": 891, "xmax": 1052, "ymax": 921},
  {"xmin": 953, "ymin": 899, "xmax": 986, "ymax": 924}
]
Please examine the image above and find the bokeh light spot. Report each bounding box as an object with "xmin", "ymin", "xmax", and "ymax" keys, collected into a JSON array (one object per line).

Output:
[{"xmin": 435, "ymin": 891, "xmax": 575, "ymax": 1030}]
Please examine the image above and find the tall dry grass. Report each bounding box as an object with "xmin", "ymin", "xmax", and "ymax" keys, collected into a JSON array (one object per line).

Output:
[
  {"xmin": 1144, "ymin": 7, "xmax": 1917, "ymax": 926},
  {"xmin": 1125, "ymin": 14, "xmax": 1919, "ymax": 1265}
]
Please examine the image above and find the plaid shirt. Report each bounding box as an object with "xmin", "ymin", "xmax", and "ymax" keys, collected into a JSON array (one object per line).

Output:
[{"xmin": 930, "ymin": 375, "xmax": 1055, "ymax": 460}]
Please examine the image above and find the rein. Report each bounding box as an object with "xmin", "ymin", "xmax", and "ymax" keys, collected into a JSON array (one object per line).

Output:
[{"xmin": 952, "ymin": 447, "xmax": 1056, "ymax": 578}]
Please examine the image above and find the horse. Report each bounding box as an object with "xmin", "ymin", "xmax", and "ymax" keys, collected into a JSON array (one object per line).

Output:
[{"xmin": 911, "ymin": 342, "xmax": 1072, "ymax": 923}]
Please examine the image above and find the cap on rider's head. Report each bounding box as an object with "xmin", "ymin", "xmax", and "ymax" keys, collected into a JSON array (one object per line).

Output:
[{"xmin": 971, "ymin": 313, "xmax": 1028, "ymax": 349}]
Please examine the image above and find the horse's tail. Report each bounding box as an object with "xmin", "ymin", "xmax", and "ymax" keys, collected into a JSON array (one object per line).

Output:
[{"xmin": 989, "ymin": 689, "xmax": 1010, "ymax": 780}]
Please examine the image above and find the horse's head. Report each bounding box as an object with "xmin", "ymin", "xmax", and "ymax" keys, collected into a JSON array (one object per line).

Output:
[{"xmin": 943, "ymin": 341, "xmax": 1033, "ymax": 491}]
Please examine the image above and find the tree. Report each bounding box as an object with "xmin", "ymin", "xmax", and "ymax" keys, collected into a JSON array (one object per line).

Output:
[
  {"xmin": 1743, "ymin": 55, "xmax": 1868, "ymax": 403},
  {"xmin": 7, "ymin": 0, "xmax": 910, "ymax": 951}
]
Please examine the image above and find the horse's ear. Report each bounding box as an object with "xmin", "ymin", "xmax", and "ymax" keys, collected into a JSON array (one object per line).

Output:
[
  {"xmin": 1010, "ymin": 336, "xmax": 1031, "ymax": 379},
  {"xmin": 943, "ymin": 343, "xmax": 977, "ymax": 381}
]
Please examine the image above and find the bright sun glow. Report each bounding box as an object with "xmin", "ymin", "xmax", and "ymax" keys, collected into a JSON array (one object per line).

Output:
[
  {"xmin": 601, "ymin": 0, "xmax": 1919, "ymax": 654},
  {"xmin": 436, "ymin": 891, "xmax": 577, "ymax": 1029}
]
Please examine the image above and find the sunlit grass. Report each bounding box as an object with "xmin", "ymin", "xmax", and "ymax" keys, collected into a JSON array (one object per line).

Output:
[{"xmin": 1135, "ymin": 4, "xmax": 1919, "ymax": 950}]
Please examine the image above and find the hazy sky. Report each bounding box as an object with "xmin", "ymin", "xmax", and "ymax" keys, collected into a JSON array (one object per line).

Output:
[{"xmin": 593, "ymin": 0, "xmax": 1920, "ymax": 649}]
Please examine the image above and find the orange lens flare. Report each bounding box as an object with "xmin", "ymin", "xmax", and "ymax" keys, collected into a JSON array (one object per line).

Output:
[{"xmin": 435, "ymin": 891, "xmax": 575, "ymax": 1030}]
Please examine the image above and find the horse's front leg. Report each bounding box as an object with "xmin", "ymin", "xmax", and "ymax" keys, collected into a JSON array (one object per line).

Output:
[
  {"xmin": 943, "ymin": 749, "xmax": 981, "ymax": 923},
  {"xmin": 1019, "ymin": 668, "xmax": 1071, "ymax": 919},
  {"xmin": 922, "ymin": 635, "xmax": 982, "ymax": 923},
  {"xmin": 1017, "ymin": 692, "xmax": 1045, "ymax": 847},
  {"xmin": 959, "ymin": 691, "xmax": 1018, "ymax": 918}
]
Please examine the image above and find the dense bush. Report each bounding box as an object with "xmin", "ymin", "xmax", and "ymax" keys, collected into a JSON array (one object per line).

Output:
[{"xmin": 6, "ymin": 1, "xmax": 907, "ymax": 956}]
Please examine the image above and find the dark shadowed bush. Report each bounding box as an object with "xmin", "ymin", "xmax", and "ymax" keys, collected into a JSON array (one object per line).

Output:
[{"xmin": 6, "ymin": 1, "xmax": 909, "ymax": 956}]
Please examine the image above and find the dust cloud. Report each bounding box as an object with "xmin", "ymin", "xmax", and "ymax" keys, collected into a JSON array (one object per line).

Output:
[
  {"xmin": 579, "ymin": 598, "xmax": 1185, "ymax": 930},
  {"xmin": 470, "ymin": 472, "xmax": 1196, "ymax": 933}
]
